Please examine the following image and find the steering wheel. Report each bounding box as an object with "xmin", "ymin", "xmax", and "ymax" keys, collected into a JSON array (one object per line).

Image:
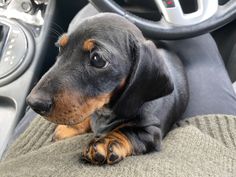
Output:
[{"xmin": 89, "ymin": 0, "xmax": 236, "ymax": 39}]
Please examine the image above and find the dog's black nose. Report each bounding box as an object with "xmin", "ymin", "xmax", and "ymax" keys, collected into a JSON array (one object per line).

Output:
[{"xmin": 26, "ymin": 93, "xmax": 52, "ymax": 116}]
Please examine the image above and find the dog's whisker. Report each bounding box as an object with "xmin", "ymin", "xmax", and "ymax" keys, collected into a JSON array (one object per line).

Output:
[
  {"xmin": 51, "ymin": 22, "xmax": 64, "ymax": 34},
  {"xmin": 49, "ymin": 28, "xmax": 62, "ymax": 38}
]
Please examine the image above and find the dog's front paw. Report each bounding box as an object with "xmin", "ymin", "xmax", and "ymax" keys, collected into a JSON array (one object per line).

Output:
[
  {"xmin": 82, "ymin": 131, "xmax": 132, "ymax": 165},
  {"xmin": 53, "ymin": 125, "xmax": 78, "ymax": 141},
  {"xmin": 52, "ymin": 118, "xmax": 91, "ymax": 141}
]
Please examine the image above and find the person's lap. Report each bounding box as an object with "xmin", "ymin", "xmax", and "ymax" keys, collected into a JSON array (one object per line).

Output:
[{"xmin": 162, "ymin": 34, "xmax": 236, "ymax": 119}]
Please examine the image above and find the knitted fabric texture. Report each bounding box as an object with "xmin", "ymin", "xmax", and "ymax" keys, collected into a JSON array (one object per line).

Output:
[{"xmin": 0, "ymin": 114, "xmax": 235, "ymax": 177}]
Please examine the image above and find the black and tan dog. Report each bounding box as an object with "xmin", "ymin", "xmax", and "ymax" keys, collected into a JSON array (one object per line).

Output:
[{"xmin": 27, "ymin": 13, "xmax": 188, "ymax": 165}]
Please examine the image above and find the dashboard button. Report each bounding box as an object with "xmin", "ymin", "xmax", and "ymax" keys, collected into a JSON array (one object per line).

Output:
[{"xmin": 162, "ymin": 0, "xmax": 175, "ymax": 8}]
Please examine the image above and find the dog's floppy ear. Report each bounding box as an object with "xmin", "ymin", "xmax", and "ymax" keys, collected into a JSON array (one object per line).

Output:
[{"xmin": 113, "ymin": 40, "xmax": 174, "ymax": 117}]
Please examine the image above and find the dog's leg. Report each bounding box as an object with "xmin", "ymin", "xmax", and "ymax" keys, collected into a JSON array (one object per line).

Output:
[
  {"xmin": 82, "ymin": 125, "xmax": 161, "ymax": 165},
  {"xmin": 53, "ymin": 117, "xmax": 91, "ymax": 141}
]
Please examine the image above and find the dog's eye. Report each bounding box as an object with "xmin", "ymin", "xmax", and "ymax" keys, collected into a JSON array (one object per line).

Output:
[{"xmin": 90, "ymin": 53, "xmax": 108, "ymax": 68}]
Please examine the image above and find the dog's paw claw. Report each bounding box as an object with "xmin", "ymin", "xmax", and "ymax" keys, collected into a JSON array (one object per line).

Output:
[{"xmin": 94, "ymin": 153, "xmax": 106, "ymax": 164}]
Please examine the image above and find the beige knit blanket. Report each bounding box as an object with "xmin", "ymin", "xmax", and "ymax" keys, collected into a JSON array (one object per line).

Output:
[{"xmin": 0, "ymin": 115, "xmax": 236, "ymax": 177}]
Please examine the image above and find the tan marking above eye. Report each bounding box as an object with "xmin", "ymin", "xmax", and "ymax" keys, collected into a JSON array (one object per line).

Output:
[
  {"xmin": 58, "ymin": 34, "xmax": 69, "ymax": 47},
  {"xmin": 83, "ymin": 39, "xmax": 95, "ymax": 51}
]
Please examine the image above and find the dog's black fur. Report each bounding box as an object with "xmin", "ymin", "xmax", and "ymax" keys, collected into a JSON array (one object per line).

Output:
[{"xmin": 27, "ymin": 13, "xmax": 188, "ymax": 164}]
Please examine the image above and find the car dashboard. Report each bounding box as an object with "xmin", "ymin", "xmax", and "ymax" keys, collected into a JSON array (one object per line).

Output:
[{"xmin": 0, "ymin": 0, "xmax": 56, "ymax": 158}]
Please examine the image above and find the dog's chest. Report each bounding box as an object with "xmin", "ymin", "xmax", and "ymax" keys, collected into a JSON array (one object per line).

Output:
[{"xmin": 91, "ymin": 108, "xmax": 126, "ymax": 136}]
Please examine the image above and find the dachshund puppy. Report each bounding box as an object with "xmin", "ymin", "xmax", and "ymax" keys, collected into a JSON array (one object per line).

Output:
[{"xmin": 27, "ymin": 13, "xmax": 188, "ymax": 165}]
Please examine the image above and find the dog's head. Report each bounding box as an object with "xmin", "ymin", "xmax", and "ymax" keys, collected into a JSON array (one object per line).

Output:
[{"xmin": 27, "ymin": 13, "xmax": 173, "ymax": 125}]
